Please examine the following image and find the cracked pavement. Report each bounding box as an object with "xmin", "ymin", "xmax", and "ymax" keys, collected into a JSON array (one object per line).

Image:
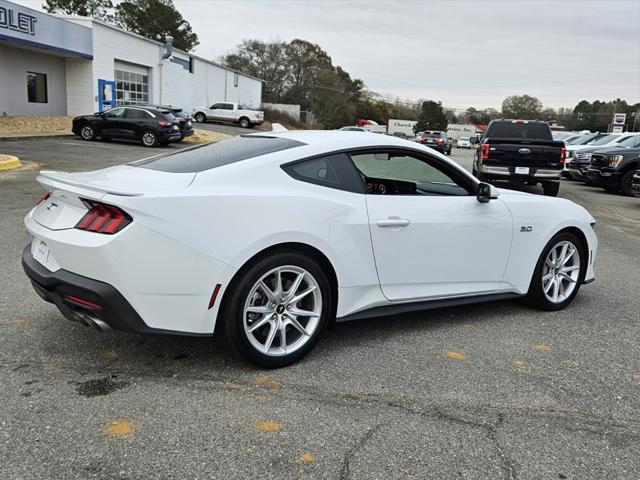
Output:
[{"xmin": 1, "ymin": 137, "xmax": 640, "ymax": 479}]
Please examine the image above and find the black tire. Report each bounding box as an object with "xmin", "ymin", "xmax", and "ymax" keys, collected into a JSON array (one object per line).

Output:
[
  {"xmin": 542, "ymin": 181, "xmax": 560, "ymax": 197},
  {"xmin": 79, "ymin": 124, "xmax": 96, "ymax": 141},
  {"xmin": 140, "ymin": 130, "xmax": 159, "ymax": 147},
  {"xmin": 239, "ymin": 117, "xmax": 251, "ymax": 129},
  {"xmin": 525, "ymin": 231, "xmax": 586, "ymax": 311},
  {"xmin": 218, "ymin": 250, "xmax": 333, "ymax": 368},
  {"xmin": 194, "ymin": 112, "xmax": 207, "ymax": 123},
  {"xmin": 619, "ymin": 169, "xmax": 638, "ymax": 197}
]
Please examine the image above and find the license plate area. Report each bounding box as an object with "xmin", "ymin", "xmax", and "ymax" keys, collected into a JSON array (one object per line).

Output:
[
  {"xmin": 33, "ymin": 239, "xmax": 50, "ymax": 267},
  {"xmin": 515, "ymin": 167, "xmax": 530, "ymax": 175}
]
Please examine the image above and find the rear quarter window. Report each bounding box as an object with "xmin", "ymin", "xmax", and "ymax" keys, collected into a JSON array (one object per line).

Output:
[{"xmin": 132, "ymin": 136, "xmax": 305, "ymax": 173}]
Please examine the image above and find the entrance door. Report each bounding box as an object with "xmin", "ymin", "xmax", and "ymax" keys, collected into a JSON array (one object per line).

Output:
[
  {"xmin": 98, "ymin": 79, "xmax": 116, "ymax": 112},
  {"xmin": 350, "ymin": 150, "xmax": 513, "ymax": 302}
]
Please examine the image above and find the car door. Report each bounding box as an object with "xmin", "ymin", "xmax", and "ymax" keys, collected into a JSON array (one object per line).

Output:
[
  {"xmin": 123, "ymin": 108, "xmax": 152, "ymax": 138},
  {"xmin": 100, "ymin": 107, "xmax": 126, "ymax": 137},
  {"xmin": 209, "ymin": 103, "xmax": 229, "ymax": 121},
  {"xmin": 350, "ymin": 150, "xmax": 513, "ymax": 302}
]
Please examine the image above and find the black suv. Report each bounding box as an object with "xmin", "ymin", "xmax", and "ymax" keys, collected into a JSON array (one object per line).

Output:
[
  {"xmin": 473, "ymin": 119, "xmax": 566, "ymax": 196},
  {"xmin": 142, "ymin": 105, "xmax": 194, "ymax": 141},
  {"xmin": 566, "ymin": 134, "xmax": 640, "ymax": 182},
  {"xmin": 72, "ymin": 106, "xmax": 181, "ymax": 147},
  {"xmin": 587, "ymin": 145, "xmax": 640, "ymax": 196},
  {"xmin": 416, "ymin": 131, "xmax": 452, "ymax": 155}
]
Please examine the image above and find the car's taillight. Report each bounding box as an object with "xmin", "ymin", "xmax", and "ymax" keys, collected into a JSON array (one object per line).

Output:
[
  {"xmin": 481, "ymin": 143, "xmax": 490, "ymax": 160},
  {"xmin": 560, "ymin": 147, "xmax": 566, "ymax": 164},
  {"xmin": 158, "ymin": 121, "xmax": 172, "ymax": 127},
  {"xmin": 436, "ymin": 138, "xmax": 443, "ymax": 143},
  {"xmin": 36, "ymin": 192, "xmax": 51, "ymax": 205},
  {"xmin": 75, "ymin": 199, "xmax": 132, "ymax": 234}
]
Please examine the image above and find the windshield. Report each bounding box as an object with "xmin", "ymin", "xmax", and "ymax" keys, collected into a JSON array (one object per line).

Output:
[
  {"xmin": 615, "ymin": 135, "xmax": 640, "ymax": 147},
  {"xmin": 573, "ymin": 133, "xmax": 600, "ymax": 145},
  {"xmin": 459, "ymin": 137, "xmax": 470, "ymax": 141},
  {"xmin": 588, "ymin": 134, "xmax": 618, "ymax": 146},
  {"xmin": 563, "ymin": 135, "xmax": 582, "ymax": 144}
]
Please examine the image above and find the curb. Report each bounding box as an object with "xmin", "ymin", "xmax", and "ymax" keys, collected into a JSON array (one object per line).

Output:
[
  {"xmin": 0, "ymin": 133, "xmax": 73, "ymax": 141},
  {"xmin": 0, "ymin": 154, "xmax": 22, "ymax": 171}
]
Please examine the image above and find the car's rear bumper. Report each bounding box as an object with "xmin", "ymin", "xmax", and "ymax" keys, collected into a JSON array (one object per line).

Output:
[
  {"xmin": 479, "ymin": 164, "xmax": 562, "ymax": 180},
  {"xmin": 22, "ymin": 245, "xmax": 183, "ymax": 335}
]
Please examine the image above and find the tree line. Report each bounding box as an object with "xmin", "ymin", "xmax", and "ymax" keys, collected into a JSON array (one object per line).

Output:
[{"xmin": 44, "ymin": 1, "xmax": 639, "ymax": 132}]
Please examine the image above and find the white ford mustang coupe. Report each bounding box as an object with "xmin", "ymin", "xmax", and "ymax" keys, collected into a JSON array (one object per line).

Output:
[{"xmin": 23, "ymin": 131, "xmax": 597, "ymax": 367}]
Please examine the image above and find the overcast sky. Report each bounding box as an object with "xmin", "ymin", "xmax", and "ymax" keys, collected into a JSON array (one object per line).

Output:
[{"xmin": 17, "ymin": 0, "xmax": 640, "ymax": 111}]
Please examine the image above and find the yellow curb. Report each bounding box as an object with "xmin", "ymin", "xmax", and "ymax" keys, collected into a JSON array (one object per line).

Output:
[{"xmin": 0, "ymin": 154, "xmax": 21, "ymax": 171}]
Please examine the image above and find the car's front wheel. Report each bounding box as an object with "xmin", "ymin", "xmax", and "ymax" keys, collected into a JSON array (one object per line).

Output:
[
  {"xmin": 195, "ymin": 112, "xmax": 206, "ymax": 123},
  {"xmin": 620, "ymin": 169, "xmax": 638, "ymax": 197},
  {"xmin": 79, "ymin": 124, "xmax": 96, "ymax": 141},
  {"xmin": 525, "ymin": 232, "xmax": 585, "ymax": 311},
  {"xmin": 219, "ymin": 251, "xmax": 332, "ymax": 368}
]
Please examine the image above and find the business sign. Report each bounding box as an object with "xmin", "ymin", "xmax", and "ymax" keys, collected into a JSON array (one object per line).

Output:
[
  {"xmin": 611, "ymin": 125, "xmax": 624, "ymax": 133},
  {"xmin": 612, "ymin": 113, "xmax": 626, "ymax": 125},
  {"xmin": 0, "ymin": 4, "xmax": 36, "ymax": 35},
  {"xmin": 387, "ymin": 119, "xmax": 418, "ymax": 136},
  {"xmin": 0, "ymin": 0, "xmax": 92, "ymax": 58}
]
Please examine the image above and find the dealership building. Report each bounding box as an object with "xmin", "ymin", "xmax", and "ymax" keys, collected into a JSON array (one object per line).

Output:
[{"xmin": 0, "ymin": 0, "xmax": 262, "ymax": 117}]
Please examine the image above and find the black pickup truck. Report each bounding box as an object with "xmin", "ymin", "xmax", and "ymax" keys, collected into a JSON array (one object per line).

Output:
[
  {"xmin": 587, "ymin": 146, "xmax": 640, "ymax": 196},
  {"xmin": 472, "ymin": 119, "xmax": 566, "ymax": 196}
]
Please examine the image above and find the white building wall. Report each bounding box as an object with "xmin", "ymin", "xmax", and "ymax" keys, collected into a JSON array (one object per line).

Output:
[
  {"xmin": 0, "ymin": 45, "xmax": 67, "ymax": 116},
  {"xmin": 65, "ymin": 57, "xmax": 94, "ymax": 116}
]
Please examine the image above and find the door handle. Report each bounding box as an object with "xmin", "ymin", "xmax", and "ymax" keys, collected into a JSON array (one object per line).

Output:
[{"xmin": 377, "ymin": 217, "xmax": 411, "ymax": 228}]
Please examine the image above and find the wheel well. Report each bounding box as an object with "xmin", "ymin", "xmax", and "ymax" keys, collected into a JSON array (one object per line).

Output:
[
  {"xmin": 620, "ymin": 160, "xmax": 639, "ymax": 173},
  {"xmin": 220, "ymin": 242, "xmax": 339, "ymax": 328},
  {"xmin": 557, "ymin": 226, "xmax": 589, "ymax": 261},
  {"xmin": 238, "ymin": 116, "xmax": 250, "ymax": 123}
]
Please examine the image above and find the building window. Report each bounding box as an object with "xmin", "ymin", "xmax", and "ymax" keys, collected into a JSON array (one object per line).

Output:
[
  {"xmin": 27, "ymin": 72, "xmax": 47, "ymax": 103},
  {"xmin": 234, "ymin": 73, "xmax": 238, "ymax": 87},
  {"xmin": 114, "ymin": 69, "xmax": 149, "ymax": 106}
]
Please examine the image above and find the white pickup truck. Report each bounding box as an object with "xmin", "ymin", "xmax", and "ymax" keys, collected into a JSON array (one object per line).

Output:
[{"xmin": 192, "ymin": 102, "xmax": 264, "ymax": 128}]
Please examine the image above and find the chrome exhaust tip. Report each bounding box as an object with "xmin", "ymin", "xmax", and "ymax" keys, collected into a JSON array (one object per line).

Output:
[{"xmin": 74, "ymin": 312, "xmax": 112, "ymax": 331}]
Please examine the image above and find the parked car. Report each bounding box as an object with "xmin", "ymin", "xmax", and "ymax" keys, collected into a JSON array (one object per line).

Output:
[
  {"xmin": 457, "ymin": 136, "xmax": 471, "ymax": 148},
  {"xmin": 142, "ymin": 105, "xmax": 194, "ymax": 141},
  {"xmin": 472, "ymin": 119, "xmax": 566, "ymax": 196},
  {"xmin": 587, "ymin": 147, "xmax": 640, "ymax": 196},
  {"xmin": 566, "ymin": 133, "xmax": 632, "ymax": 160},
  {"xmin": 566, "ymin": 134, "xmax": 640, "ymax": 182},
  {"xmin": 22, "ymin": 131, "xmax": 597, "ymax": 367},
  {"xmin": 72, "ymin": 106, "xmax": 182, "ymax": 147},
  {"xmin": 192, "ymin": 102, "xmax": 264, "ymax": 128},
  {"xmin": 416, "ymin": 131, "xmax": 451, "ymax": 154}
]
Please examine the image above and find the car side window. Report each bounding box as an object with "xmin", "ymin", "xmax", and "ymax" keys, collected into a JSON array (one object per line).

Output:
[
  {"xmin": 282, "ymin": 153, "xmax": 365, "ymax": 193},
  {"xmin": 125, "ymin": 108, "xmax": 151, "ymax": 119},
  {"xmin": 104, "ymin": 107, "xmax": 125, "ymax": 119},
  {"xmin": 350, "ymin": 151, "xmax": 473, "ymax": 196},
  {"xmin": 212, "ymin": 103, "xmax": 222, "ymax": 109},
  {"xmin": 222, "ymin": 104, "xmax": 234, "ymax": 110}
]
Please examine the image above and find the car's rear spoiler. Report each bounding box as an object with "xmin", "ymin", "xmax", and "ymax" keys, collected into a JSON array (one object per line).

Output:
[{"xmin": 37, "ymin": 170, "xmax": 144, "ymax": 197}]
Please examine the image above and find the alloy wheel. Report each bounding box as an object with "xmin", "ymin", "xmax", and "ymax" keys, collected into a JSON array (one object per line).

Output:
[
  {"xmin": 243, "ymin": 265, "xmax": 322, "ymax": 357},
  {"xmin": 142, "ymin": 132, "xmax": 156, "ymax": 146},
  {"xmin": 541, "ymin": 240, "xmax": 581, "ymax": 303},
  {"xmin": 81, "ymin": 126, "xmax": 94, "ymax": 140}
]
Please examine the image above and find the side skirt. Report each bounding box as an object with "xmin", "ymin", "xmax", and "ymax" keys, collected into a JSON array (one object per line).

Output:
[{"xmin": 336, "ymin": 293, "xmax": 524, "ymax": 323}]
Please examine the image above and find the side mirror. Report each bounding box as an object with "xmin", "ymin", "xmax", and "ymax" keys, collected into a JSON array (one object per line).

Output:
[{"xmin": 477, "ymin": 182, "xmax": 498, "ymax": 203}]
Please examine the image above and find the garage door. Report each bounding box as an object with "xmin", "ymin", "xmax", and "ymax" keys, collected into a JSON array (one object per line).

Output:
[{"xmin": 114, "ymin": 61, "xmax": 149, "ymax": 106}]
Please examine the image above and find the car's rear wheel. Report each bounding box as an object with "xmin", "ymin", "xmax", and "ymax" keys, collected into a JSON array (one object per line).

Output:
[
  {"xmin": 525, "ymin": 232, "xmax": 585, "ymax": 311},
  {"xmin": 219, "ymin": 251, "xmax": 332, "ymax": 368},
  {"xmin": 79, "ymin": 124, "xmax": 96, "ymax": 141},
  {"xmin": 141, "ymin": 130, "xmax": 159, "ymax": 147},
  {"xmin": 542, "ymin": 181, "xmax": 560, "ymax": 197},
  {"xmin": 239, "ymin": 117, "xmax": 250, "ymax": 128}
]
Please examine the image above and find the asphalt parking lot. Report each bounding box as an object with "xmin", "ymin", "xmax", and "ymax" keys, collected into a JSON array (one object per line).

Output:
[{"xmin": 1, "ymin": 136, "xmax": 639, "ymax": 479}]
